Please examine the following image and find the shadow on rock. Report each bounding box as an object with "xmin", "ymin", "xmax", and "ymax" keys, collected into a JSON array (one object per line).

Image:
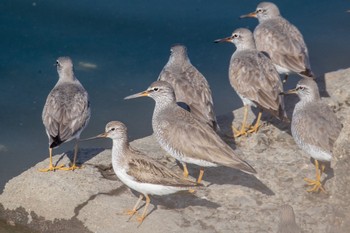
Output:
[
  {"xmin": 56, "ymin": 148, "xmax": 105, "ymax": 168},
  {"xmin": 186, "ymin": 165, "xmax": 274, "ymax": 196},
  {"xmin": 129, "ymin": 189, "xmax": 220, "ymax": 217}
]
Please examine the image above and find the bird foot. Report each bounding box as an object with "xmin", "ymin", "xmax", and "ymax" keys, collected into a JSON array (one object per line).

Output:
[
  {"xmin": 304, "ymin": 177, "xmax": 326, "ymax": 193},
  {"xmin": 124, "ymin": 209, "xmax": 137, "ymax": 216},
  {"xmin": 124, "ymin": 209, "xmax": 138, "ymax": 218},
  {"xmin": 232, "ymin": 126, "xmax": 249, "ymax": 138},
  {"xmin": 188, "ymin": 189, "xmax": 196, "ymax": 194},
  {"xmin": 60, "ymin": 164, "xmax": 82, "ymax": 171},
  {"xmin": 38, "ymin": 164, "xmax": 65, "ymax": 172},
  {"xmin": 136, "ymin": 215, "xmax": 146, "ymax": 225},
  {"xmin": 247, "ymin": 124, "xmax": 260, "ymax": 134}
]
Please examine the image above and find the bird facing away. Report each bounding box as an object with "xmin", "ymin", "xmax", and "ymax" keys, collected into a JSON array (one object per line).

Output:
[
  {"xmin": 157, "ymin": 44, "xmax": 219, "ymax": 131},
  {"xmin": 90, "ymin": 121, "xmax": 200, "ymax": 225},
  {"xmin": 125, "ymin": 81, "xmax": 256, "ymax": 184},
  {"xmin": 240, "ymin": 2, "xmax": 314, "ymax": 83},
  {"xmin": 277, "ymin": 205, "xmax": 302, "ymax": 233},
  {"xmin": 215, "ymin": 28, "xmax": 287, "ymax": 138},
  {"xmin": 281, "ymin": 78, "xmax": 342, "ymax": 193},
  {"xmin": 41, "ymin": 57, "xmax": 90, "ymax": 172}
]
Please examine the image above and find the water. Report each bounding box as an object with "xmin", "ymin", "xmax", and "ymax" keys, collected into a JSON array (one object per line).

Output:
[{"xmin": 0, "ymin": 0, "xmax": 349, "ymax": 195}]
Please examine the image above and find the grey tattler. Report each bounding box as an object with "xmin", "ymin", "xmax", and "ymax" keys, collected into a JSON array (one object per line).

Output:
[
  {"xmin": 41, "ymin": 57, "xmax": 90, "ymax": 172},
  {"xmin": 157, "ymin": 44, "xmax": 219, "ymax": 131},
  {"xmin": 125, "ymin": 80, "xmax": 256, "ymax": 183},
  {"xmin": 281, "ymin": 78, "xmax": 342, "ymax": 193},
  {"xmin": 89, "ymin": 121, "xmax": 200, "ymax": 225},
  {"xmin": 215, "ymin": 28, "xmax": 288, "ymax": 138},
  {"xmin": 241, "ymin": 2, "xmax": 314, "ymax": 83}
]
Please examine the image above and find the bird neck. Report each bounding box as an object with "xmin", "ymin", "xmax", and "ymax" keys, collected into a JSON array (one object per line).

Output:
[
  {"xmin": 258, "ymin": 15, "xmax": 281, "ymax": 23},
  {"xmin": 153, "ymin": 95, "xmax": 177, "ymax": 116},
  {"xmin": 299, "ymin": 92, "xmax": 321, "ymax": 106},
  {"xmin": 235, "ymin": 40, "xmax": 256, "ymax": 51},
  {"xmin": 111, "ymin": 138, "xmax": 129, "ymax": 163},
  {"xmin": 166, "ymin": 55, "xmax": 191, "ymax": 69},
  {"xmin": 58, "ymin": 69, "xmax": 77, "ymax": 83}
]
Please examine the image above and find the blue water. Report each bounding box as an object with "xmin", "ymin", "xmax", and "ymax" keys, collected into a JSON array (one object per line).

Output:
[{"xmin": 0, "ymin": 0, "xmax": 349, "ymax": 194}]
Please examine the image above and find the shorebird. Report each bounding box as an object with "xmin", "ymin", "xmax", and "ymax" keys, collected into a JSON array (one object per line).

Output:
[
  {"xmin": 241, "ymin": 2, "xmax": 314, "ymax": 83},
  {"xmin": 215, "ymin": 28, "xmax": 288, "ymax": 137},
  {"xmin": 277, "ymin": 205, "xmax": 302, "ymax": 233},
  {"xmin": 90, "ymin": 121, "xmax": 200, "ymax": 224},
  {"xmin": 281, "ymin": 78, "xmax": 342, "ymax": 192},
  {"xmin": 125, "ymin": 81, "xmax": 256, "ymax": 183},
  {"xmin": 41, "ymin": 57, "xmax": 90, "ymax": 172},
  {"xmin": 158, "ymin": 44, "xmax": 219, "ymax": 131}
]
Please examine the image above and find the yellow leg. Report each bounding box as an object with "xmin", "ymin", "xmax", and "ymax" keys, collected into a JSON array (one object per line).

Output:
[
  {"xmin": 196, "ymin": 168, "xmax": 205, "ymax": 184},
  {"xmin": 61, "ymin": 142, "xmax": 82, "ymax": 171},
  {"xmin": 38, "ymin": 148, "xmax": 65, "ymax": 172},
  {"xmin": 137, "ymin": 194, "xmax": 150, "ymax": 225},
  {"xmin": 304, "ymin": 160, "xmax": 326, "ymax": 193},
  {"xmin": 183, "ymin": 163, "xmax": 189, "ymax": 178},
  {"xmin": 182, "ymin": 164, "xmax": 197, "ymax": 193},
  {"xmin": 125, "ymin": 194, "xmax": 143, "ymax": 221},
  {"xmin": 232, "ymin": 105, "xmax": 249, "ymax": 138},
  {"xmin": 247, "ymin": 111, "xmax": 262, "ymax": 134}
]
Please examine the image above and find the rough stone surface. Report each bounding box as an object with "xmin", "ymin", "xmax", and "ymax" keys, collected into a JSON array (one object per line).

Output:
[{"xmin": 0, "ymin": 69, "xmax": 350, "ymax": 233}]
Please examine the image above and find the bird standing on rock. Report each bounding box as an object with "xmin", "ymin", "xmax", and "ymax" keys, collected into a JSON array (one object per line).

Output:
[
  {"xmin": 215, "ymin": 28, "xmax": 288, "ymax": 138},
  {"xmin": 88, "ymin": 121, "xmax": 200, "ymax": 225},
  {"xmin": 125, "ymin": 81, "xmax": 256, "ymax": 184},
  {"xmin": 281, "ymin": 78, "xmax": 342, "ymax": 193},
  {"xmin": 41, "ymin": 57, "xmax": 90, "ymax": 172}
]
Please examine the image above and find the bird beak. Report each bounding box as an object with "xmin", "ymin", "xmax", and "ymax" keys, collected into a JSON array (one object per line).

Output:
[
  {"xmin": 279, "ymin": 88, "xmax": 297, "ymax": 95},
  {"xmin": 124, "ymin": 90, "xmax": 150, "ymax": 100},
  {"xmin": 79, "ymin": 132, "xmax": 107, "ymax": 141},
  {"xmin": 240, "ymin": 12, "xmax": 257, "ymax": 18},
  {"xmin": 214, "ymin": 37, "xmax": 232, "ymax": 43}
]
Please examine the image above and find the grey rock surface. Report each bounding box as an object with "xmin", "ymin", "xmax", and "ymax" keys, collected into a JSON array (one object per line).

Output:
[{"xmin": 0, "ymin": 69, "xmax": 350, "ymax": 233}]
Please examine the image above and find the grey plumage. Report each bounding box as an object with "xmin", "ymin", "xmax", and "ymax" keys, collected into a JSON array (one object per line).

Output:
[
  {"xmin": 41, "ymin": 56, "xmax": 90, "ymax": 171},
  {"xmin": 125, "ymin": 81, "xmax": 256, "ymax": 183},
  {"xmin": 158, "ymin": 44, "xmax": 219, "ymax": 131},
  {"xmin": 282, "ymin": 78, "xmax": 342, "ymax": 192},
  {"xmin": 215, "ymin": 28, "xmax": 287, "ymax": 137},
  {"xmin": 93, "ymin": 121, "xmax": 200, "ymax": 224},
  {"xmin": 289, "ymin": 79, "xmax": 341, "ymax": 162},
  {"xmin": 277, "ymin": 205, "xmax": 302, "ymax": 233},
  {"xmin": 241, "ymin": 2, "xmax": 314, "ymax": 80}
]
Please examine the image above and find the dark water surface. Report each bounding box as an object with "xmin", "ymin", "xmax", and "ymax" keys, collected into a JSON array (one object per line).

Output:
[{"xmin": 0, "ymin": 0, "xmax": 349, "ymax": 218}]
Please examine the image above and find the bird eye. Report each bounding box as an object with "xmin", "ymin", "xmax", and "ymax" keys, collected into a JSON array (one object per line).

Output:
[
  {"xmin": 111, "ymin": 128, "xmax": 115, "ymax": 131},
  {"xmin": 153, "ymin": 87, "xmax": 159, "ymax": 91},
  {"xmin": 233, "ymin": 34, "xmax": 239, "ymax": 38},
  {"xmin": 297, "ymin": 86, "xmax": 305, "ymax": 91},
  {"xmin": 256, "ymin": 9, "xmax": 263, "ymax": 13}
]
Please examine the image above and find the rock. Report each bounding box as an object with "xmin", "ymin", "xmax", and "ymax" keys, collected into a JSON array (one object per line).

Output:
[{"xmin": 1, "ymin": 69, "xmax": 350, "ymax": 232}]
